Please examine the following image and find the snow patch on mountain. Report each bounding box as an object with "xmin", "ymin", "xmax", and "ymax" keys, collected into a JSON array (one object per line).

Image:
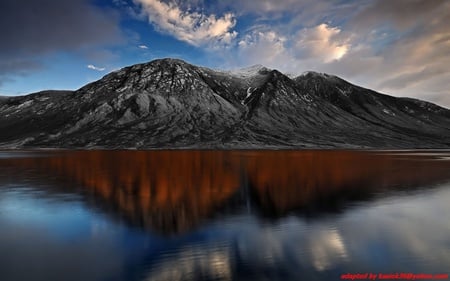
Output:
[
  {"xmin": 299, "ymin": 71, "xmax": 339, "ymax": 80},
  {"xmin": 226, "ymin": 65, "xmax": 271, "ymax": 78}
]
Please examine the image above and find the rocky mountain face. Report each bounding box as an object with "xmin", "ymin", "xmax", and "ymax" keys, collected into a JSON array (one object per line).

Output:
[{"xmin": 0, "ymin": 58, "xmax": 449, "ymax": 149}]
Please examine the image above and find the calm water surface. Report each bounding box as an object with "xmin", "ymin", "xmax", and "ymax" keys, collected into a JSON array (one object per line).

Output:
[{"xmin": 0, "ymin": 150, "xmax": 449, "ymax": 281}]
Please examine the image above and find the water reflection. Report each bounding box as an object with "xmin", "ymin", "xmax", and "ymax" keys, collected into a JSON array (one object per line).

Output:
[
  {"xmin": 0, "ymin": 150, "xmax": 449, "ymax": 281},
  {"xmin": 1, "ymin": 150, "xmax": 449, "ymax": 234}
]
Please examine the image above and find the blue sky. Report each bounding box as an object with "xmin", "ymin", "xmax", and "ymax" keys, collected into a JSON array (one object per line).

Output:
[{"xmin": 0, "ymin": 0, "xmax": 449, "ymax": 107}]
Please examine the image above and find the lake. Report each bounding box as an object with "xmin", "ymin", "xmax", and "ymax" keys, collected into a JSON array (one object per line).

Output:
[{"xmin": 0, "ymin": 150, "xmax": 449, "ymax": 281}]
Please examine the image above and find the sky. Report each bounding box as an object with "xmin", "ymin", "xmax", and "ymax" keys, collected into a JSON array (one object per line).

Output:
[{"xmin": 0, "ymin": 0, "xmax": 449, "ymax": 108}]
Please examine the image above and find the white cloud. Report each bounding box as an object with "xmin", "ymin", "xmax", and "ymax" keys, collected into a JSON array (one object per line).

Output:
[
  {"xmin": 232, "ymin": 23, "xmax": 353, "ymax": 75},
  {"xmin": 217, "ymin": 0, "xmax": 333, "ymax": 18},
  {"xmin": 87, "ymin": 64, "xmax": 106, "ymax": 71},
  {"xmin": 295, "ymin": 24, "xmax": 350, "ymax": 63},
  {"xmin": 134, "ymin": 0, "xmax": 238, "ymax": 47},
  {"xmin": 138, "ymin": 44, "xmax": 149, "ymax": 49},
  {"xmin": 237, "ymin": 30, "xmax": 289, "ymax": 67}
]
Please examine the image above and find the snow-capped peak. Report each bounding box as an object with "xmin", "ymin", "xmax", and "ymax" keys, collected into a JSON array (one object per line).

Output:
[
  {"xmin": 299, "ymin": 71, "xmax": 336, "ymax": 79},
  {"xmin": 227, "ymin": 64, "xmax": 270, "ymax": 78}
]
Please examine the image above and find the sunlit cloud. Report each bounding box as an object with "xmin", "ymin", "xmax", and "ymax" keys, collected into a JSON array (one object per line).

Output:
[
  {"xmin": 134, "ymin": 0, "xmax": 238, "ymax": 47},
  {"xmin": 232, "ymin": 24, "xmax": 352, "ymax": 76},
  {"xmin": 295, "ymin": 24, "xmax": 350, "ymax": 63}
]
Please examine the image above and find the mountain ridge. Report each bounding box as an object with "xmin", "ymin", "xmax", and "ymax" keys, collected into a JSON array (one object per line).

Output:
[{"xmin": 0, "ymin": 58, "xmax": 449, "ymax": 149}]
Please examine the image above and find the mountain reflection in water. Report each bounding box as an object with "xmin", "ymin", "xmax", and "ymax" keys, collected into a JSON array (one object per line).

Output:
[
  {"xmin": 0, "ymin": 150, "xmax": 450, "ymax": 281},
  {"xmin": 1, "ymin": 150, "xmax": 450, "ymax": 234}
]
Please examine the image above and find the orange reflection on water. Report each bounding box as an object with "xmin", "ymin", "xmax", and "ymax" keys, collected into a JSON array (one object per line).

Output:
[
  {"xmin": 3, "ymin": 151, "xmax": 241, "ymax": 233},
  {"xmin": 245, "ymin": 151, "xmax": 450, "ymax": 214},
  {"xmin": 1, "ymin": 150, "xmax": 450, "ymax": 233}
]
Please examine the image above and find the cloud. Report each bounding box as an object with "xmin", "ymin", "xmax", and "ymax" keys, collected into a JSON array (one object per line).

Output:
[
  {"xmin": 378, "ymin": 67, "xmax": 449, "ymax": 90},
  {"xmin": 295, "ymin": 24, "xmax": 350, "ymax": 63},
  {"xmin": 113, "ymin": 0, "xmax": 143, "ymax": 19},
  {"xmin": 138, "ymin": 45, "xmax": 149, "ymax": 49},
  {"xmin": 237, "ymin": 30, "xmax": 289, "ymax": 67},
  {"xmin": 0, "ymin": 0, "xmax": 122, "ymax": 56},
  {"xmin": 83, "ymin": 49, "xmax": 120, "ymax": 63},
  {"xmin": 0, "ymin": 0, "xmax": 123, "ymax": 84},
  {"xmin": 214, "ymin": 0, "xmax": 360, "ymax": 30},
  {"xmin": 342, "ymin": 0, "xmax": 450, "ymax": 106},
  {"xmin": 217, "ymin": 0, "xmax": 330, "ymax": 15},
  {"xmin": 0, "ymin": 59, "xmax": 44, "ymax": 88},
  {"xmin": 134, "ymin": 0, "xmax": 238, "ymax": 47},
  {"xmin": 232, "ymin": 23, "xmax": 353, "ymax": 75},
  {"xmin": 352, "ymin": 0, "xmax": 446, "ymax": 31},
  {"xmin": 87, "ymin": 65, "xmax": 106, "ymax": 72},
  {"xmin": 0, "ymin": 60, "xmax": 38, "ymax": 87}
]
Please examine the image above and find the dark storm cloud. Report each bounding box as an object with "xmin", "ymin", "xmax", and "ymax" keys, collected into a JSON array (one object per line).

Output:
[
  {"xmin": 0, "ymin": 60, "xmax": 42, "ymax": 86},
  {"xmin": 0, "ymin": 59, "xmax": 41, "ymax": 87},
  {"xmin": 0, "ymin": 0, "xmax": 123, "ymax": 83}
]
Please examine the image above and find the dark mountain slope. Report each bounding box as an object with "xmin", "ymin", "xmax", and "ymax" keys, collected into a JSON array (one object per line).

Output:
[
  {"xmin": 294, "ymin": 72, "xmax": 450, "ymax": 145},
  {"xmin": 0, "ymin": 58, "xmax": 449, "ymax": 149}
]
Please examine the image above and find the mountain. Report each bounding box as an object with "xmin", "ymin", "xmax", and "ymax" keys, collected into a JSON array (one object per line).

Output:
[{"xmin": 0, "ymin": 58, "xmax": 449, "ymax": 149}]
